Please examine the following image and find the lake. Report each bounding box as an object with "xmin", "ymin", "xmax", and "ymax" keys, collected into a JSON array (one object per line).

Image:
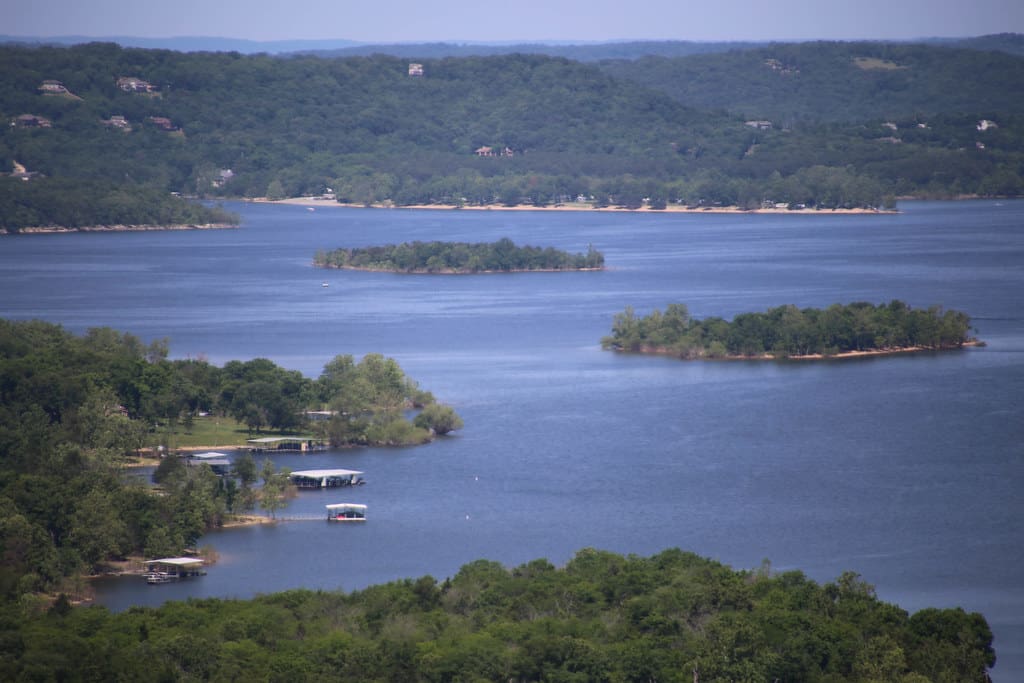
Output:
[{"xmin": 2, "ymin": 200, "xmax": 1022, "ymax": 679}]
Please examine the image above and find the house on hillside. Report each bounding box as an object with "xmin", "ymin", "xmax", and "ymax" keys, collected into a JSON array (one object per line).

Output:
[
  {"xmin": 474, "ymin": 146, "xmax": 514, "ymax": 157},
  {"xmin": 408, "ymin": 63, "xmax": 424, "ymax": 77},
  {"xmin": 146, "ymin": 116, "xmax": 177, "ymax": 131},
  {"xmin": 38, "ymin": 79, "xmax": 69, "ymax": 94},
  {"xmin": 101, "ymin": 115, "xmax": 132, "ymax": 131},
  {"xmin": 745, "ymin": 120, "xmax": 773, "ymax": 131},
  {"xmin": 12, "ymin": 114, "xmax": 52, "ymax": 128},
  {"xmin": 117, "ymin": 76, "xmax": 155, "ymax": 93},
  {"xmin": 764, "ymin": 58, "xmax": 799, "ymax": 75},
  {"xmin": 212, "ymin": 169, "xmax": 234, "ymax": 188},
  {"xmin": 7, "ymin": 161, "xmax": 42, "ymax": 181}
]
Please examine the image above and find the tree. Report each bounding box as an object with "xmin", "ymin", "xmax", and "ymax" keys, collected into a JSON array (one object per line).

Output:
[
  {"xmin": 67, "ymin": 489, "xmax": 129, "ymax": 566},
  {"xmin": 413, "ymin": 403, "xmax": 464, "ymax": 435},
  {"xmin": 258, "ymin": 459, "xmax": 291, "ymax": 520},
  {"xmin": 265, "ymin": 179, "xmax": 286, "ymax": 201}
]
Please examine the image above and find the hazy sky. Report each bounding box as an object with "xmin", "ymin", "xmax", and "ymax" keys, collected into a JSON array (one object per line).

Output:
[{"xmin": 6, "ymin": 0, "xmax": 1024, "ymax": 43}]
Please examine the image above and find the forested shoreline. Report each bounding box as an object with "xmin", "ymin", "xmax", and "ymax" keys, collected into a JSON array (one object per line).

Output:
[
  {"xmin": 602, "ymin": 301, "xmax": 975, "ymax": 359},
  {"xmin": 314, "ymin": 238, "xmax": 605, "ymax": 273},
  {"xmin": 1, "ymin": 548, "xmax": 996, "ymax": 681},
  {"xmin": 0, "ymin": 319, "xmax": 461, "ymax": 602},
  {"xmin": 2, "ymin": 41, "xmax": 1022, "ymax": 221},
  {"xmin": 0, "ymin": 177, "xmax": 238, "ymax": 233}
]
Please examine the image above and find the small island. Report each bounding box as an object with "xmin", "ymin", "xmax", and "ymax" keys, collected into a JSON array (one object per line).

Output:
[
  {"xmin": 314, "ymin": 238, "xmax": 605, "ymax": 273},
  {"xmin": 602, "ymin": 300, "xmax": 978, "ymax": 360}
]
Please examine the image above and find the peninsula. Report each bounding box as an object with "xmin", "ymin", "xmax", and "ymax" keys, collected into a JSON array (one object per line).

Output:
[
  {"xmin": 602, "ymin": 301, "xmax": 977, "ymax": 360},
  {"xmin": 314, "ymin": 238, "xmax": 605, "ymax": 273}
]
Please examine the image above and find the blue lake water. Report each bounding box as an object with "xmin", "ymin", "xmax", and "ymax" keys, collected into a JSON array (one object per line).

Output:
[{"xmin": 2, "ymin": 200, "xmax": 1022, "ymax": 679}]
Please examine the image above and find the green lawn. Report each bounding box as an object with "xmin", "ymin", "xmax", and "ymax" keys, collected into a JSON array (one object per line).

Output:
[{"xmin": 161, "ymin": 416, "xmax": 251, "ymax": 449}]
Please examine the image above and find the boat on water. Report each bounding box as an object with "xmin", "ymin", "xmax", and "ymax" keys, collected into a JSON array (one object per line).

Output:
[
  {"xmin": 326, "ymin": 503, "xmax": 367, "ymax": 521},
  {"xmin": 144, "ymin": 572, "xmax": 174, "ymax": 584}
]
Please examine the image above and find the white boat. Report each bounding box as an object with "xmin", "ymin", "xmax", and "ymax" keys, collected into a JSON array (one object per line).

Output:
[
  {"xmin": 326, "ymin": 503, "xmax": 367, "ymax": 521},
  {"xmin": 144, "ymin": 572, "xmax": 174, "ymax": 584}
]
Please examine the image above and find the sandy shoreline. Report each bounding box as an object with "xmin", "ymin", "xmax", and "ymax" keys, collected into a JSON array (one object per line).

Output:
[
  {"xmin": 621, "ymin": 340, "xmax": 983, "ymax": 361},
  {"xmin": 254, "ymin": 196, "xmax": 894, "ymax": 215},
  {"xmin": 1, "ymin": 223, "xmax": 237, "ymax": 235}
]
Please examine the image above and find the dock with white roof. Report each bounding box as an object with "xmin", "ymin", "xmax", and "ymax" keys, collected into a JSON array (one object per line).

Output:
[{"xmin": 289, "ymin": 469, "xmax": 365, "ymax": 489}]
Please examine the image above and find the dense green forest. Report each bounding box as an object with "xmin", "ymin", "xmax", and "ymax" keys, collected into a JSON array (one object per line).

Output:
[
  {"xmin": 0, "ymin": 548, "xmax": 996, "ymax": 681},
  {"xmin": 2, "ymin": 41, "xmax": 1022, "ymax": 221},
  {"xmin": 0, "ymin": 176, "xmax": 237, "ymax": 232},
  {"xmin": 602, "ymin": 301, "xmax": 974, "ymax": 359},
  {"xmin": 599, "ymin": 41, "xmax": 1024, "ymax": 123},
  {"xmin": 315, "ymin": 238, "xmax": 605, "ymax": 273},
  {"xmin": 0, "ymin": 319, "xmax": 460, "ymax": 600}
]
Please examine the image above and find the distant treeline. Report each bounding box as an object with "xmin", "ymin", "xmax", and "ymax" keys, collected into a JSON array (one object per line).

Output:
[
  {"xmin": 315, "ymin": 238, "xmax": 605, "ymax": 273},
  {"xmin": 602, "ymin": 300, "xmax": 974, "ymax": 358},
  {"xmin": 3, "ymin": 548, "xmax": 995, "ymax": 682},
  {"xmin": 0, "ymin": 177, "xmax": 238, "ymax": 232}
]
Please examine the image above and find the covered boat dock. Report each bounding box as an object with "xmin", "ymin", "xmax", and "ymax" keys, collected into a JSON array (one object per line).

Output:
[
  {"xmin": 186, "ymin": 451, "xmax": 231, "ymax": 475},
  {"xmin": 326, "ymin": 503, "xmax": 367, "ymax": 521},
  {"xmin": 290, "ymin": 468, "xmax": 365, "ymax": 489},
  {"xmin": 247, "ymin": 436, "xmax": 325, "ymax": 453},
  {"xmin": 144, "ymin": 557, "xmax": 206, "ymax": 584}
]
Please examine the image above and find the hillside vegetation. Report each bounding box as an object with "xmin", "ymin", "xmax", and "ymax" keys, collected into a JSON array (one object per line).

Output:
[
  {"xmin": 2, "ymin": 41, "xmax": 1022, "ymax": 220},
  {"xmin": 1, "ymin": 549, "xmax": 995, "ymax": 681},
  {"xmin": 599, "ymin": 41, "xmax": 1024, "ymax": 123}
]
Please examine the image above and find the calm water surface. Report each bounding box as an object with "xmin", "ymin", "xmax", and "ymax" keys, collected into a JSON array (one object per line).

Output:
[{"xmin": 2, "ymin": 200, "xmax": 1022, "ymax": 679}]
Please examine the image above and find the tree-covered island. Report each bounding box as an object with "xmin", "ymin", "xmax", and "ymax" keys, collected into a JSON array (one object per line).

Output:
[
  {"xmin": 314, "ymin": 238, "xmax": 605, "ymax": 273},
  {"xmin": 602, "ymin": 300, "xmax": 976, "ymax": 359}
]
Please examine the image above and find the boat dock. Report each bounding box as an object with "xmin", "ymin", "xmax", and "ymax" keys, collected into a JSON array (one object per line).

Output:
[
  {"xmin": 289, "ymin": 468, "xmax": 365, "ymax": 489},
  {"xmin": 143, "ymin": 557, "xmax": 206, "ymax": 584},
  {"xmin": 327, "ymin": 503, "xmax": 367, "ymax": 521},
  {"xmin": 247, "ymin": 436, "xmax": 326, "ymax": 453}
]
